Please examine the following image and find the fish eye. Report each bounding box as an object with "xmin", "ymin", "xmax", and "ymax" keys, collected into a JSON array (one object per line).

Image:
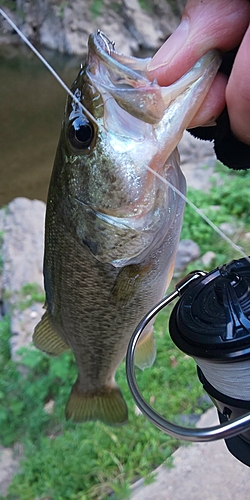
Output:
[{"xmin": 68, "ymin": 118, "xmax": 95, "ymax": 150}]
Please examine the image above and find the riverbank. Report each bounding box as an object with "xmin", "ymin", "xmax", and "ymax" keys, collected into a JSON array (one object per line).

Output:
[{"xmin": 0, "ymin": 0, "xmax": 184, "ymax": 56}]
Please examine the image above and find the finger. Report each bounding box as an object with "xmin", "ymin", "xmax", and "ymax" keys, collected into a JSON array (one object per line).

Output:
[
  {"xmin": 226, "ymin": 23, "xmax": 250, "ymax": 145},
  {"xmin": 187, "ymin": 72, "xmax": 227, "ymax": 128},
  {"xmin": 147, "ymin": 0, "xmax": 250, "ymax": 86}
]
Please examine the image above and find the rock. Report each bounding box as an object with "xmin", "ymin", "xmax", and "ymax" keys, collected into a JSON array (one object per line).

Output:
[
  {"xmin": 174, "ymin": 239, "xmax": 201, "ymax": 275},
  {"xmin": 200, "ymin": 251, "xmax": 216, "ymax": 268},
  {"xmin": 2, "ymin": 197, "xmax": 45, "ymax": 296},
  {"xmin": 0, "ymin": 7, "xmax": 22, "ymax": 45},
  {"xmin": 219, "ymin": 222, "xmax": 238, "ymax": 236},
  {"xmin": 43, "ymin": 399, "xmax": 55, "ymax": 415},
  {"xmin": 10, "ymin": 303, "xmax": 44, "ymax": 364},
  {"xmin": 0, "ymin": 445, "xmax": 21, "ymax": 497},
  {"xmin": 1, "ymin": 0, "xmax": 185, "ymax": 56},
  {"xmin": 1, "ymin": 197, "xmax": 46, "ymax": 361},
  {"xmin": 179, "ymin": 132, "xmax": 217, "ymax": 191}
]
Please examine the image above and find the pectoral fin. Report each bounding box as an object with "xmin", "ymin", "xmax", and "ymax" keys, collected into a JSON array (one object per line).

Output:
[
  {"xmin": 66, "ymin": 379, "xmax": 128, "ymax": 426},
  {"xmin": 135, "ymin": 326, "xmax": 156, "ymax": 370},
  {"xmin": 33, "ymin": 311, "xmax": 69, "ymax": 355},
  {"xmin": 110, "ymin": 262, "xmax": 152, "ymax": 306}
]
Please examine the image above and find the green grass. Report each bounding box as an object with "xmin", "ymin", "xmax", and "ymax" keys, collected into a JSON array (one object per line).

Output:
[
  {"xmin": 18, "ymin": 283, "xmax": 45, "ymax": 310},
  {"xmin": 0, "ymin": 307, "xmax": 208, "ymax": 500},
  {"xmin": 1, "ymin": 164, "xmax": 250, "ymax": 499},
  {"xmin": 180, "ymin": 162, "xmax": 250, "ymax": 267}
]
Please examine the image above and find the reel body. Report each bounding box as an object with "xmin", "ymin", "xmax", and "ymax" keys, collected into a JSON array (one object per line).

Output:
[{"xmin": 126, "ymin": 257, "xmax": 250, "ymax": 466}]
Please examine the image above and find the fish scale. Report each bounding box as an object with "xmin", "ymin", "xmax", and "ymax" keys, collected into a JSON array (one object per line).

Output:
[{"xmin": 32, "ymin": 32, "xmax": 221, "ymax": 425}]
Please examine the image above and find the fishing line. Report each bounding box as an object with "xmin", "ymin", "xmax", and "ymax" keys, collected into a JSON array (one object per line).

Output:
[
  {"xmin": 0, "ymin": 8, "xmax": 102, "ymax": 130},
  {"xmin": 194, "ymin": 356, "xmax": 250, "ymax": 401},
  {"xmin": 146, "ymin": 166, "xmax": 249, "ymax": 260},
  {"xmin": 1, "ymin": 8, "xmax": 248, "ymax": 260}
]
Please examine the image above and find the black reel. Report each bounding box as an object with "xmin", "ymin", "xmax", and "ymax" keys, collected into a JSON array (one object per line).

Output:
[
  {"xmin": 126, "ymin": 257, "xmax": 250, "ymax": 466},
  {"xmin": 170, "ymin": 257, "xmax": 250, "ymax": 466}
]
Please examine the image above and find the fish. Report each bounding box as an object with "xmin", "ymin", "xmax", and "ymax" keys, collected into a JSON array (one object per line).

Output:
[{"xmin": 33, "ymin": 30, "xmax": 221, "ymax": 426}]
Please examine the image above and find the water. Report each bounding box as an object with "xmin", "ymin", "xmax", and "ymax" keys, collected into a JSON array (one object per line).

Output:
[{"xmin": 0, "ymin": 43, "xmax": 84, "ymax": 207}]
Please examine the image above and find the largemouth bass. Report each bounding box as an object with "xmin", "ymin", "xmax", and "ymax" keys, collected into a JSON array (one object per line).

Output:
[{"xmin": 33, "ymin": 31, "xmax": 220, "ymax": 426}]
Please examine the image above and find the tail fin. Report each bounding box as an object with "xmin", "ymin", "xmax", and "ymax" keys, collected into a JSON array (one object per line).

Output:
[{"xmin": 65, "ymin": 379, "xmax": 128, "ymax": 426}]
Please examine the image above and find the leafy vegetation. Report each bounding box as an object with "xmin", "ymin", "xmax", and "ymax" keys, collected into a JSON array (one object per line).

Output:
[
  {"xmin": 181, "ymin": 162, "xmax": 250, "ymax": 266},
  {"xmin": 56, "ymin": 1, "xmax": 69, "ymax": 21},
  {"xmin": 0, "ymin": 308, "xmax": 206, "ymax": 500},
  {"xmin": 138, "ymin": 0, "xmax": 154, "ymax": 13},
  {"xmin": 0, "ymin": 0, "xmax": 16, "ymax": 12},
  {"xmin": 1, "ymin": 164, "xmax": 250, "ymax": 499},
  {"xmin": 18, "ymin": 283, "xmax": 45, "ymax": 310},
  {"xmin": 90, "ymin": 0, "xmax": 103, "ymax": 20}
]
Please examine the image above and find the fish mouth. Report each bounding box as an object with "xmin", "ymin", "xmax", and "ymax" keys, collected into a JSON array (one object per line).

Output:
[
  {"xmin": 87, "ymin": 31, "xmax": 164, "ymax": 125},
  {"xmin": 86, "ymin": 31, "xmax": 221, "ymax": 130}
]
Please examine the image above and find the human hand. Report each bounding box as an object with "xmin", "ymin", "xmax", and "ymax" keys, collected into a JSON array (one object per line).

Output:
[{"xmin": 147, "ymin": 0, "xmax": 250, "ymax": 145}]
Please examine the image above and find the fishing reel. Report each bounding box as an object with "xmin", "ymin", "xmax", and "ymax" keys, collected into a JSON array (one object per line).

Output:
[{"xmin": 126, "ymin": 257, "xmax": 250, "ymax": 466}]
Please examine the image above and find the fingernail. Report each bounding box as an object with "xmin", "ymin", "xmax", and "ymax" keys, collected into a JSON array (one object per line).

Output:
[
  {"xmin": 188, "ymin": 117, "xmax": 217, "ymax": 129},
  {"xmin": 148, "ymin": 19, "xmax": 190, "ymax": 71},
  {"xmin": 200, "ymin": 118, "xmax": 217, "ymax": 127}
]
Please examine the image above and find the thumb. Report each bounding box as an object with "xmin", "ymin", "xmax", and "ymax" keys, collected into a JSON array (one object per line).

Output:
[{"xmin": 147, "ymin": 0, "xmax": 250, "ymax": 86}]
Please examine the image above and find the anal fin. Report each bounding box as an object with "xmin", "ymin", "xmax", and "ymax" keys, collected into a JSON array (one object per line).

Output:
[
  {"xmin": 66, "ymin": 380, "xmax": 128, "ymax": 426},
  {"xmin": 135, "ymin": 326, "xmax": 156, "ymax": 370},
  {"xmin": 33, "ymin": 310, "xmax": 69, "ymax": 355}
]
